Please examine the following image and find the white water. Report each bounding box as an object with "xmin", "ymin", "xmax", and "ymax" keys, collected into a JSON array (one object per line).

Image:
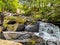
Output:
[
  {"xmin": 34, "ymin": 22, "xmax": 60, "ymax": 45},
  {"xmin": 34, "ymin": 22, "xmax": 60, "ymax": 42}
]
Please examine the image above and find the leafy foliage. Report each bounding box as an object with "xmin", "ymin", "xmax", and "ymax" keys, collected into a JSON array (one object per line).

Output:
[
  {"xmin": 0, "ymin": 0, "xmax": 20, "ymax": 13},
  {"xmin": 0, "ymin": 0, "xmax": 60, "ymax": 23}
]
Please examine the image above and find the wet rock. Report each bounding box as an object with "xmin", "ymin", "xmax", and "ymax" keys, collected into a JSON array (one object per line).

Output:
[
  {"xmin": 18, "ymin": 33, "xmax": 32, "ymax": 40},
  {"xmin": 25, "ymin": 23, "xmax": 39, "ymax": 32},
  {"xmin": 0, "ymin": 12, "xmax": 4, "ymax": 25},
  {"xmin": 0, "ymin": 32, "xmax": 6, "ymax": 39},
  {"xmin": 16, "ymin": 24, "xmax": 25, "ymax": 31},
  {"xmin": 47, "ymin": 41, "xmax": 57, "ymax": 45}
]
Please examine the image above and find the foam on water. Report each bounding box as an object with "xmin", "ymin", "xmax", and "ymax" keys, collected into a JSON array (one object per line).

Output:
[{"xmin": 35, "ymin": 21, "xmax": 60, "ymax": 41}]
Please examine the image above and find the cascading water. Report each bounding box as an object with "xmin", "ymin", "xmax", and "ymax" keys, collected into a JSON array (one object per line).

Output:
[
  {"xmin": 39, "ymin": 22, "xmax": 60, "ymax": 39},
  {"xmin": 34, "ymin": 21, "xmax": 60, "ymax": 45}
]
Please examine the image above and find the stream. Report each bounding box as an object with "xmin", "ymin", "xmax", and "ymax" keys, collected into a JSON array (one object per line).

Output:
[{"xmin": 34, "ymin": 21, "xmax": 60, "ymax": 45}]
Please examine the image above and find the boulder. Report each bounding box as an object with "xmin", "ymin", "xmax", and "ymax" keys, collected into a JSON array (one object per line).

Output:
[{"xmin": 25, "ymin": 22, "xmax": 39, "ymax": 32}]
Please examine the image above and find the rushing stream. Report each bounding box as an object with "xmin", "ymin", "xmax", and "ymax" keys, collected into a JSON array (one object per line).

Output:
[{"xmin": 34, "ymin": 21, "xmax": 60, "ymax": 45}]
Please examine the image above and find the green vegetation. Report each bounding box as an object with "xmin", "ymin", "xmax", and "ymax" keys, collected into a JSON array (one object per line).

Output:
[
  {"xmin": 0, "ymin": 0, "xmax": 60, "ymax": 23},
  {"xmin": 0, "ymin": 0, "xmax": 20, "ymax": 12}
]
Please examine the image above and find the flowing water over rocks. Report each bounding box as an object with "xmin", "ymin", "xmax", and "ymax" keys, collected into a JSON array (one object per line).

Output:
[{"xmin": 34, "ymin": 21, "xmax": 60, "ymax": 45}]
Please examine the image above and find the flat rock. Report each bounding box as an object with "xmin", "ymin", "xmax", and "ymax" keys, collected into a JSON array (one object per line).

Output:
[{"xmin": 0, "ymin": 39, "xmax": 22, "ymax": 45}]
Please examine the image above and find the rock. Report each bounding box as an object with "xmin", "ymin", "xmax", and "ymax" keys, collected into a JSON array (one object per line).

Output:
[
  {"xmin": 0, "ymin": 12, "xmax": 4, "ymax": 25},
  {"xmin": 0, "ymin": 39, "xmax": 22, "ymax": 45},
  {"xmin": 47, "ymin": 41, "xmax": 57, "ymax": 45},
  {"xmin": 16, "ymin": 24, "xmax": 25, "ymax": 31},
  {"xmin": 25, "ymin": 23, "xmax": 39, "ymax": 32},
  {"xmin": 0, "ymin": 32, "xmax": 6, "ymax": 39},
  {"xmin": 18, "ymin": 33, "xmax": 32, "ymax": 40}
]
